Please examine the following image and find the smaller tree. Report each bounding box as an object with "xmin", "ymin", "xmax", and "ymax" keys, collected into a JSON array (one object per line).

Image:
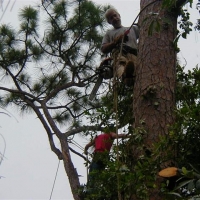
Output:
[{"xmin": 0, "ymin": 0, "xmax": 110, "ymax": 199}]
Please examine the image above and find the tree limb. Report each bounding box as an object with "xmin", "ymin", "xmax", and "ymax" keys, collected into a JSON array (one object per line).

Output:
[
  {"xmin": 69, "ymin": 146, "xmax": 89, "ymax": 162},
  {"xmin": 64, "ymin": 125, "xmax": 104, "ymax": 137}
]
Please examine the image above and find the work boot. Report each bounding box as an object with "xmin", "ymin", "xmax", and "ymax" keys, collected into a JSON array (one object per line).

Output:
[
  {"xmin": 122, "ymin": 61, "xmax": 135, "ymax": 86},
  {"xmin": 124, "ymin": 61, "xmax": 134, "ymax": 78},
  {"xmin": 123, "ymin": 77, "xmax": 134, "ymax": 87}
]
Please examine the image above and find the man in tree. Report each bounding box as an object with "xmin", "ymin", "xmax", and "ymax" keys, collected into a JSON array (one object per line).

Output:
[
  {"xmin": 101, "ymin": 8, "xmax": 139, "ymax": 86},
  {"xmin": 84, "ymin": 130, "xmax": 129, "ymax": 189}
]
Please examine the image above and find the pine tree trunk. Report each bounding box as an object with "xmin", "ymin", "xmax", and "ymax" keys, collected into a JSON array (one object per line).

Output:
[
  {"xmin": 61, "ymin": 139, "xmax": 81, "ymax": 200},
  {"xmin": 133, "ymin": 0, "xmax": 177, "ymax": 199}
]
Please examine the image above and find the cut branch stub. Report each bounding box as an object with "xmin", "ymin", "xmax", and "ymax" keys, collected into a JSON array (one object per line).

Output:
[{"xmin": 158, "ymin": 167, "xmax": 178, "ymax": 177}]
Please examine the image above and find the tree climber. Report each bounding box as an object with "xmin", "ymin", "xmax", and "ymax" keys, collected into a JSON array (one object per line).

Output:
[
  {"xmin": 84, "ymin": 130, "xmax": 130, "ymax": 190},
  {"xmin": 101, "ymin": 8, "xmax": 139, "ymax": 86}
]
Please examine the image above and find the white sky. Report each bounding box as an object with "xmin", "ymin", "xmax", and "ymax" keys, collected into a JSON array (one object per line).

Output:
[{"xmin": 0, "ymin": 0, "xmax": 199, "ymax": 200}]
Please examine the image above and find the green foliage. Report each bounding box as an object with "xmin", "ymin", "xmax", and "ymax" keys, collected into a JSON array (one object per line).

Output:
[
  {"xmin": 151, "ymin": 65, "xmax": 200, "ymax": 199},
  {"xmin": 142, "ymin": 12, "xmax": 162, "ymax": 36},
  {"xmin": 19, "ymin": 6, "xmax": 39, "ymax": 36},
  {"xmin": 175, "ymin": 65, "xmax": 200, "ymax": 170},
  {"xmin": 148, "ymin": 18, "xmax": 161, "ymax": 36},
  {"xmin": 84, "ymin": 64, "xmax": 200, "ymax": 199},
  {"xmin": 53, "ymin": 111, "xmax": 70, "ymax": 125},
  {"xmin": 162, "ymin": 0, "xmax": 177, "ymax": 9},
  {"xmin": 178, "ymin": 9, "xmax": 193, "ymax": 39},
  {"xmin": 143, "ymin": 1, "xmax": 194, "ymax": 45},
  {"xmin": 0, "ymin": 0, "xmax": 200, "ymax": 199},
  {"xmin": 83, "ymin": 125, "xmax": 178, "ymax": 199},
  {"xmin": 0, "ymin": 0, "xmax": 108, "ymax": 123},
  {"xmin": 169, "ymin": 167, "xmax": 200, "ymax": 198},
  {"xmin": 68, "ymin": 0, "xmax": 107, "ymax": 44},
  {"xmin": 195, "ymin": 19, "xmax": 200, "ymax": 32},
  {"xmin": 0, "ymin": 25, "xmax": 16, "ymax": 47},
  {"xmin": 87, "ymin": 83, "xmax": 135, "ymax": 129}
]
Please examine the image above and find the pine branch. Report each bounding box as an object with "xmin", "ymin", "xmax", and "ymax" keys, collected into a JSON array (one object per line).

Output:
[{"xmin": 65, "ymin": 125, "xmax": 104, "ymax": 137}]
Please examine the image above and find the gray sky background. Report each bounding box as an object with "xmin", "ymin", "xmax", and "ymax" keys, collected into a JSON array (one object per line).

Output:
[{"xmin": 0, "ymin": 0, "xmax": 199, "ymax": 200}]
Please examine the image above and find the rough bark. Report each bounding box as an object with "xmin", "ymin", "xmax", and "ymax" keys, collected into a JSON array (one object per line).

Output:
[
  {"xmin": 134, "ymin": 0, "xmax": 177, "ymax": 149},
  {"xmin": 60, "ymin": 139, "xmax": 81, "ymax": 200},
  {"xmin": 133, "ymin": 0, "xmax": 177, "ymax": 199}
]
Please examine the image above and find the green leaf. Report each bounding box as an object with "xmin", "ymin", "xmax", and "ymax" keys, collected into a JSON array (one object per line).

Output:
[
  {"xmin": 167, "ymin": 192, "xmax": 182, "ymax": 198},
  {"xmin": 196, "ymin": 180, "xmax": 200, "ymax": 190},
  {"xmin": 148, "ymin": 21, "xmax": 154, "ymax": 36},
  {"xmin": 19, "ymin": 6, "xmax": 38, "ymax": 21},
  {"xmin": 174, "ymin": 179, "xmax": 192, "ymax": 190},
  {"xmin": 182, "ymin": 167, "xmax": 188, "ymax": 175},
  {"xmin": 187, "ymin": 180, "xmax": 195, "ymax": 190}
]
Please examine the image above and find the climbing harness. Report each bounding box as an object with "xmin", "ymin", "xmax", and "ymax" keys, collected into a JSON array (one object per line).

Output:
[
  {"xmin": 89, "ymin": 0, "xmax": 169, "ymax": 100},
  {"xmin": 89, "ymin": 19, "xmax": 138, "ymax": 101}
]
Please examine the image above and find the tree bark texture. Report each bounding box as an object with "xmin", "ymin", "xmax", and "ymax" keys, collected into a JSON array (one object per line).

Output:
[
  {"xmin": 134, "ymin": 0, "xmax": 177, "ymax": 146},
  {"xmin": 60, "ymin": 139, "xmax": 81, "ymax": 200},
  {"xmin": 133, "ymin": 0, "xmax": 177, "ymax": 199}
]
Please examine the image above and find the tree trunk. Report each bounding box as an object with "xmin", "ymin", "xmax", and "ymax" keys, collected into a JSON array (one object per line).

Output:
[
  {"xmin": 133, "ymin": 0, "xmax": 177, "ymax": 199},
  {"xmin": 60, "ymin": 139, "xmax": 81, "ymax": 200}
]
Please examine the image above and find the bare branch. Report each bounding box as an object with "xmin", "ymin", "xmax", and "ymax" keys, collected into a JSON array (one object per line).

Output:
[
  {"xmin": 69, "ymin": 146, "xmax": 88, "ymax": 162},
  {"xmin": 44, "ymin": 82, "xmax": 86, "ymax": 102}
]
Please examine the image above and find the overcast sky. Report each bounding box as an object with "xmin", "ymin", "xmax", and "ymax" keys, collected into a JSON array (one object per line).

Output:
[{"xmin": 0, "ymin": 0, "xmax": 199, "ymax": 200}]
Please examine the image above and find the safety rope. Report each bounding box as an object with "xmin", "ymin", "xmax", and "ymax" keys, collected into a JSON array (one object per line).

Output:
[
  {"xmin": 113, "ymin": 34, "xmax": 127, "ymax": 200},
  {"xmin": 49, "ymin": 160, "xmax": 60, "ymax": 200},
  {"xmin": 69, "ymin": 139, "xmax": 84, "ymax": 151},
  {"xmin": 0, "ymin": 133, "xmax": 6, "ymax": 166},
  {"xmin": 113, "ymin": 74, "xmax": 120, "ymax": 200},
  {"xmin": 0, "ymin": 0, "xmax": 10, "ymax": 22},
  {"xmin": 123, "ymin": 0, "xmax": 162, "ymax": 37}
]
